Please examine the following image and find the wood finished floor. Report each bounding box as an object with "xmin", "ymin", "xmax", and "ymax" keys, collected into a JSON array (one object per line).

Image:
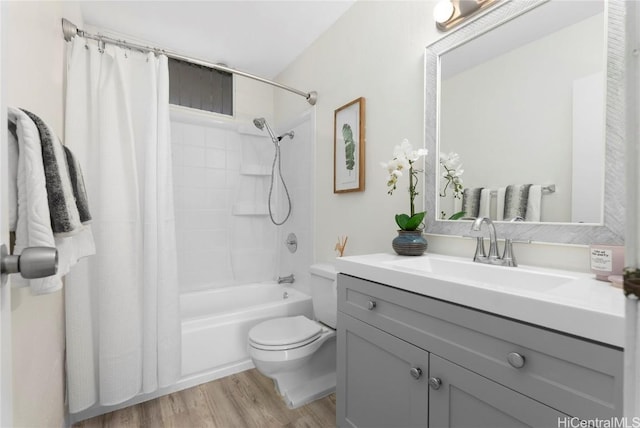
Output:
[{"xmin": 73, "ymin": 369, "xmax": 336, "ymax": 428}]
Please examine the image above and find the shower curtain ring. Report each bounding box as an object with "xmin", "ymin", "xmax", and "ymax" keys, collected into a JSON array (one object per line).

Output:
[{"xmin": 98, "ymin": 39, "xmax": 105, "ymax": 54}]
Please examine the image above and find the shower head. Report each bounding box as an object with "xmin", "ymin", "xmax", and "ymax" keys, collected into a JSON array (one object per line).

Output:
[
  {"xmin": 253, "ymin": 117, "xmax": 280, "ymax": 145},
  {"xmin": 253, "ymin": 117, "xmax": 266, "ymax": 130}
]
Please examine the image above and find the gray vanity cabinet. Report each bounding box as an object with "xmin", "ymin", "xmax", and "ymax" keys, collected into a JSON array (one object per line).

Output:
[
  {"xmin": 336, "ymin": 273, "xmax": 623, "ymax": 427},
  {"xmin": 429, "ymin": 354, "xmax": 565, "ymax": 427},
  {"xmin": 337, "ymin": 314, "xmax": 429, "ymax": 427}
]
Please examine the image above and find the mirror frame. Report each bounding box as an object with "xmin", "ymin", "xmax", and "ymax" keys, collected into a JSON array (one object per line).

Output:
[{"xmin": 424, "ymin": 0, "xmax": 627, "ymax": 245}]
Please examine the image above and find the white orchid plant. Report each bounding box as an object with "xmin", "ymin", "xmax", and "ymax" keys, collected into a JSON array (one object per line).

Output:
[
  {"xmin": 381, "ymin": 139, "xmax": 428, "ymax": 231},
  {"xmin": 439, "ymin": 152, "xmax": 466, "ymax": 220}
]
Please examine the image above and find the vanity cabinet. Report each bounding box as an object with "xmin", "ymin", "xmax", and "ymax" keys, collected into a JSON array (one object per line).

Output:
[{"xmin": 336, "ymin": 274, "xmax": 623, "ymax": 427}]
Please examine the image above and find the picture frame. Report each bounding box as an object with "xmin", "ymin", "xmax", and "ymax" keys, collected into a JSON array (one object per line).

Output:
[{"xmin": 334, "ymin": 97, "xmax": 365, "ymax": 193}]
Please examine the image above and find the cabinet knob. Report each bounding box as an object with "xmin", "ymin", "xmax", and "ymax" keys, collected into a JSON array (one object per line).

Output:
[
  {"xmin": 428, "ymin": 377, "xmax": 442, "ymax": 390},
  {"xmin": 409, "ymin": 367, "xmax": 422, "ymax": 380},
  {"xmin": 367, "ymin": 300, "xmax": 377, "ymax": 310},
  {"xmin": 507, "ymin": 352, "xmax": 526, "ymax": 369}
]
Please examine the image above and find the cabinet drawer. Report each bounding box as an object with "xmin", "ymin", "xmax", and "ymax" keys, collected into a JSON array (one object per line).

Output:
[{"xmin": 338, "ymin": 274, "xmax": 623, "ymax": 420}]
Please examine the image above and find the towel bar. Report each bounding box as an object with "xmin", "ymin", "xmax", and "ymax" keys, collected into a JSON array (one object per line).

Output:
[{"xmin": 489, "ymin": 184, "xmax": 555, "ymax": 197}]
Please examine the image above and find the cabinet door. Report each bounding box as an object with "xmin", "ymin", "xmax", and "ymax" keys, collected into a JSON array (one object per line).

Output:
[
  {"xmin": 337, "ymin": 313, "xmax": 429, "ymax": 428},
  {"xmin": 429, "ymin": 354, "xmax": 567, "ymax": 428}
]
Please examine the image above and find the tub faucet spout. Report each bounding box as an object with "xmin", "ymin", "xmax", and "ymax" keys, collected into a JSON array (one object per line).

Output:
[{"xmin": 278, "ymin": 274, "xmax": 295, "ymax": 284}]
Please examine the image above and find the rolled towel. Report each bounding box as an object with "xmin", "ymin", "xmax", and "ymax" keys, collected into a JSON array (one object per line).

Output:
[
  {"xmin": 462, "ymin": 187, "xmax": 483, "ymax": 219},
  {"xmin": 22, "ymin": 109, "xmax": 83, "ymax": 236},
  {"xmin": 479, "ymin": 189, "xmax": 492, "ymax": 219},
  {"xmin": 496, "ymin": 187, "xmax": 506, "ymax": 221},
  {"xmin": 525, "ymin": 184, "xmax": 542, "ymax": 222},
  {"xmin": 504, "ymin": 184, "xmax": 532, "ymax": 220}
]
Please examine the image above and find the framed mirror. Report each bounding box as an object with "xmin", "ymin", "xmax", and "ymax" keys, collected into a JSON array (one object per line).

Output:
[{"xmin": 424, "ymin": 0, "xmax": 628, "ymax": 244}]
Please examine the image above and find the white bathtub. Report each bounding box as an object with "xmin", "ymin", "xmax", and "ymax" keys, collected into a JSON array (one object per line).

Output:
[{"xmin": 180, "ymin": 282, "xmax": 313, "ymax": 383}]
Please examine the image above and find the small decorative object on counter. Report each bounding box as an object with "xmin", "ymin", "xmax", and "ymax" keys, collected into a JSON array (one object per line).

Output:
[
  {"xmin": 335, "ymin": 236, "xmax": 349, "ymax": 257},
  {"xmin": 382, "ymin": 139, "xmax": 428, "ymax": 256},
  {"xmin": 392, "ymin": 230, "xmax": 428, "ymax": 256},
  {"xmin": 589, "ymin": 244, "xmax": 624, "ymax": 281}
]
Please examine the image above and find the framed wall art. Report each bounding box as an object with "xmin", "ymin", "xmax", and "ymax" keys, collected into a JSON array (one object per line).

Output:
[{"xmin": 334, "ymin": 97, "xmax": 365, "ymax": 193}]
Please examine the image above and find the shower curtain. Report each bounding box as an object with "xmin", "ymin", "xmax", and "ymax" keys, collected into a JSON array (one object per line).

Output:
[{"xmin": 63, "ymin": 36, "xmax": 180, "ymax": 413}]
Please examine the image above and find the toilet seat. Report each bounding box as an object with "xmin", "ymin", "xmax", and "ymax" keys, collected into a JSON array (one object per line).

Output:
[{"xmin": 249, "ymin": 316, "xmax": 323, "ymax": 351}]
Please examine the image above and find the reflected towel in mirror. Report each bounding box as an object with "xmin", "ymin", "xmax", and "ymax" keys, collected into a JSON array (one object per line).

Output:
[
  {"xmin": 461, "ymin": 187, "xmax": 483, "ymax": 218},
  {"xmin": 525, "ymin": 184, "xmax": 542, "ymax": 222},
  {"xmin": 504, "ymin": 184, "xmax": 532, "ymax": 220}
]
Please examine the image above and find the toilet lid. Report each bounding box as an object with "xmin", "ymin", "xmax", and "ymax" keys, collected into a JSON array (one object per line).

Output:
[{"xmin": 249, "ymin": 316, "xmax": 322, "ymax": 347}]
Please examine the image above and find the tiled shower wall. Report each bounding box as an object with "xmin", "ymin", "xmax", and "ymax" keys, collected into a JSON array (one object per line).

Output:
[{"xmin": 171, "ymin": 110, "xmax": 277, "ymax": 292}]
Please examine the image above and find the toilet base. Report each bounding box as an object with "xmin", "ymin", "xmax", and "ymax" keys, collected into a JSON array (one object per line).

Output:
[
  {"xmin": 276, "ymin": 371, "xmax": 336, "ymax": 409},
  {"xmin": 260, "ymin": 336, "xmax": 336, "ymax": 409}
]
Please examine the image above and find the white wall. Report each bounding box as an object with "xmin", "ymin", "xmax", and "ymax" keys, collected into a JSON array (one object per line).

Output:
[
  {"xmin": 276, "ymin": 0, "xmax": 593, "ymax": 272},
  {"xmin": 4, "ymin": 2, "xmax": 83, "ymax": 426},
  {"xmin": 276, "ymin": 1, "xmax": 435, "ymax": 263}
]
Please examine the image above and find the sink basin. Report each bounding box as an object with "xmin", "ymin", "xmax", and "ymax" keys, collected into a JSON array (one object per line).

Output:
[{"xmin": 387, "ymin": 256, "xmax": 577, "ymax": 292}]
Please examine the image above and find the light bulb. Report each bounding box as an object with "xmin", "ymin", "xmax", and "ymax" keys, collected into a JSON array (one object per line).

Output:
[{"xmin": 433, "ymin": 0, "xmax": 455, "ymax": 24}]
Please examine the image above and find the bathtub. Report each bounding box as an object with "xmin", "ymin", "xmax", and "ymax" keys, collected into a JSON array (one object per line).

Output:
[{"xmin": 179, "ymin": 282, "xmax": 313, "ymax": 385}]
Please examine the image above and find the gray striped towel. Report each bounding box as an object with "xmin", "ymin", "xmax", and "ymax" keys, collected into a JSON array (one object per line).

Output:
[
  {"xmin": 21, "ymin": 109, "xmax": 91, "ymax": 235},
  {"xmin": 462, "ymin": 187, "xmax": 483, "ymax": 219},
  {"xmin": 504, "ymin": 184, "xmax": 532, "ymax": 220}
]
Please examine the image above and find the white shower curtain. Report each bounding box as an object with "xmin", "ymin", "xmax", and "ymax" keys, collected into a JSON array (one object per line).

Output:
[{"xmin": 63, "ymin": 37, "xmax": 180, "ymax": 413}]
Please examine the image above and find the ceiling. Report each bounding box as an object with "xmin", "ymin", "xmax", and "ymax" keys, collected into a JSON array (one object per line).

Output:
[{"xmin": 79, "ymin": 1, "xmax": 355, "ymax": 79}]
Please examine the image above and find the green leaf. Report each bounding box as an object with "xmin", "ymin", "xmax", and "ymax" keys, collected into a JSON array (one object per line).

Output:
[
  {"xmin": 448, "ymin": 211, "xmax": 466, "ymax": 220},
  {"xmin": 395, "ymin": 214, "xmax": 410, "ymax": 230},
  {"xmin": 396, "ymin": 212, "xmax": 425, "ymax": 231}
]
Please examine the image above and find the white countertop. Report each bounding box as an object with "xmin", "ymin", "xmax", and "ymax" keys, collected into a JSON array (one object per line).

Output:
[{"xmin": 335, "ymin": 252, "xmax": 626, "ymax": 348}]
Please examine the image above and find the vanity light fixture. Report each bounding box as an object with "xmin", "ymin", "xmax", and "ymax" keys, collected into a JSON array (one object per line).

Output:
[{"xmin": 433, "ymin": 0, "xmax": 499, "ymax": 31}]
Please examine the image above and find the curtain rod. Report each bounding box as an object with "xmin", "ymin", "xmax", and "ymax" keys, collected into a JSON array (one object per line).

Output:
[{"xmin": 61, "ymin": 18, "xmax": 317, "ymax": 106}]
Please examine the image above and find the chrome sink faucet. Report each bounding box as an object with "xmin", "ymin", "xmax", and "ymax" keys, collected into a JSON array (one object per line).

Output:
[
  {"xmin": 470, "ymin": 216, "xmax": 527, "ymax": 267},
  {"xmin": 471, "ymin": 217, "xmax": 501, "ymax": 264}
]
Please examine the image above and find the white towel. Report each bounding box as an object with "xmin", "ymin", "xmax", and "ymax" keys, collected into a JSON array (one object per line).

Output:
[
  {"xmin": 525, "ymin": 185, "xmax": 542, "ymax": 222},
  {"xmin": 496, "ymin": 188, "xmax": 506, "ymax": 221},
  {"xmin": 479, "ymin": 189, "xmax": 492, "ymax": 219},
  {"xmin": 8, "ymin": 107, "xmax": 95, "ymax": 294}
]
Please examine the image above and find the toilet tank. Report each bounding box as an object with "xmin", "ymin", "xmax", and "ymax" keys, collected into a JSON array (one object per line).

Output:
[{"xmin": 309, "ymin": 263, "xmax": 337, "ymax": 329}]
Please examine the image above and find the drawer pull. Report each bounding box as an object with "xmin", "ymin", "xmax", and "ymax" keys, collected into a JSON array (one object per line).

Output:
[
  {"xmin": 507, "ymin": 352, "xmax": 526, "ymax": 368},
  {"xmin": 367, "ymin": 300, "xmax": 377, "ymax": 310},
  {"xmin": 409, "ymin": 367, "xmax": 422, "ymax": 380},
  {"xmin": 428, "ymin": 377, "xmax": 442, "ymax": 390}
]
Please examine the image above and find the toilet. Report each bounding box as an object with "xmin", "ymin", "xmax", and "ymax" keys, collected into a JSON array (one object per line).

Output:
[{"xmin": 248, "ymin": 263, "xmax": 337, "ymax": 409}]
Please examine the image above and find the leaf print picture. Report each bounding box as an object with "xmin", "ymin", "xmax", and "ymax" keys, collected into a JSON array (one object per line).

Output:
[
  {"xmin": 334, "ymin": 97, "xmax": 365, "ymax": 193},
  {"xmin": 342, "ymin": 124, "xmax": 355, "ymax": 174}
]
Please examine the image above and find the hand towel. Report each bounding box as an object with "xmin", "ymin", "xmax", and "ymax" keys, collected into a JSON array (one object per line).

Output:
[
  {"xmin": 63, "ymin": 146, "xmax": 92, "ymax": 224},
  {"xmin": 8, "ymin": 107, "xmax": 95, "ymax": 294},
  {"xmin": 21, "ymin": 109, "xmax": 84, "ymax": 236},
  {"xmin": 479, "ymin": 189, "xmax": 492, "ymax": 219},
  {"xmin": 525, "ymin": 184, "xmax": 542, "ymax": 222},
  {"xmin": 461, "ymin": 187, "xmax": 483, "ymax": 219},
  {"xmin": 8, "ymin": 121, "xmax": 19, "ymax": 232},
  {"xmin": 496, "ymin": 188, "xmax": 506, "ymax": 221},
  {"xmin": 504, "ymin": 184, "xmax": 532, "ymax": 220}
]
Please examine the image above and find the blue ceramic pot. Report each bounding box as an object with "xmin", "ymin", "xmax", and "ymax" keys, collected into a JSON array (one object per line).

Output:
[{"xmin": 392, "ymin": 229, "xmax": 427, "ymax": 256}]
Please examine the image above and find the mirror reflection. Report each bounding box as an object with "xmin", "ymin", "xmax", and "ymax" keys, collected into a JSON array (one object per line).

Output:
[{"xmin": 437, "ymin": 1, "xmax": 605, "ymax": 224}]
